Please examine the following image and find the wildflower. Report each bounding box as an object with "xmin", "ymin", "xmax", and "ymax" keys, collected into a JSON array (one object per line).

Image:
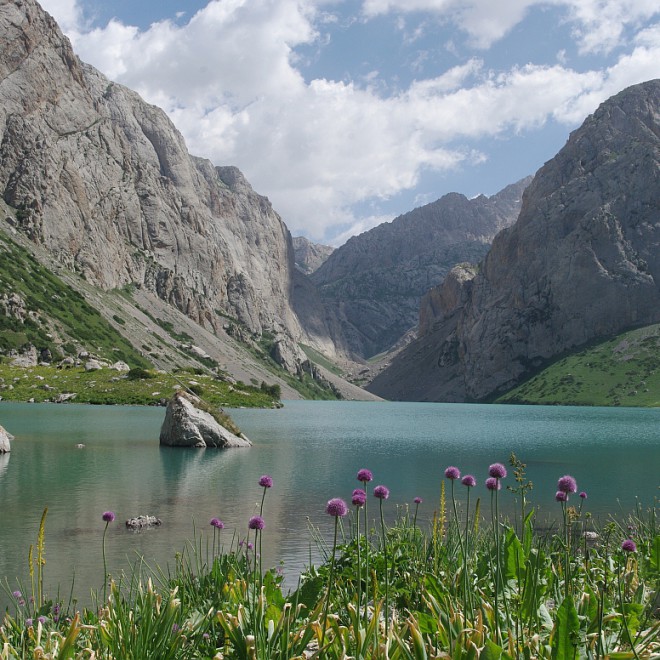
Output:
[
  {"xmin": 445, "ymin": 466, "xmax": 461, "ymax": 480},
  {"xmin": 258, "ymin": 475, "xmax": 273, "ymax": 488},
  {"xmin": 579, "ymin": 491, "xmax": 587, "ymax": 499},
  {"xmin": 326, "ymin": 498, "xmax": 349, "ymax": 517},
  {"xmin": 248, "ymin": 515, "xmax": 265, "ymax": 530},
  {"xmin": 172, "ymin": 623, "xmax": 180, "ymax": 633},
  {"xmin": 352, "ymin": 489, "xmax": 367, "ymax": 507},
  {"xmin": 26, "ymin": 618, "xmax": 33, "ymax": 628},
  {"xmin": 413, "ymin": 496, "xmax": 422, "ymax": 504},
  {"xmin": 203, "ymin": 633, "xmax": 210, "ymax": 640},
  {"xmin": 488, "ymin": 463, "xmax": 507, "ymax": 479},
  {"xmin": 357, "ymin": 468, "xmax": 373, "ymax": 483},
  {"xmin": 37, "ymin": 616, "xmax": 46, "ymax": 625},
  {"xmin": 621, "ymin": 539, "xmax": 637, "ymax": 553},
  {"xmin": 12, "ymin": 590, "xmax": 21, "ymax": 599},
  {"xmin": 374, "ymin": 485, "xmax": 390, "ymax": 499},
  {"xmin": 102, "ymin": 511, "xmax": 115, "ymax": 523},
  {"xmin": 555, "ymin": 490, "xmax": 568, "ymax": 502},
  {"xmin": 461, "ymin": 475, "xmax": 476, "ymax": 487},
  {"xmin": 210, "ymin": 518, "xmax": 224, "ymax": 529},
  {"xmin": 557, "ymin": 475, "xmax": 578, "ymax": 494},
  {"xmin": 485, "ymin": 477, "xmax": 501, "ymax": 491},
  {"xmin": 247, "ymin": 542, "xmax": 254, "ymax": 550}
]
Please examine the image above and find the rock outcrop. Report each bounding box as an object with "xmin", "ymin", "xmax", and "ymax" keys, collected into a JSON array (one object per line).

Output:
[
  {"xmin": 159, "ymin": 392, "xmax": 251, "ymax": 448},
  {"xmin": 311, "ymin": 178, "xmax": 531, "ymax": 358},
  {"xmin": 292, "ymin": 236, "xmax": 334, "ymax": 274},
  {"xmin": 0, "ymin": 425, "xmax": 13, "ymax": 453},
  {"xmin": 369, "ymin": 80, "xmax": 660, "ymax": 402},
  {"xmin": 0, "ymin": 0, "xmax": 316, "ymax": 368}
]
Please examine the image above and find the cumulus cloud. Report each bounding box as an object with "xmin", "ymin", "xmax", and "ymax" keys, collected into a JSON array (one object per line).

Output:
[
  {"xmin": 362, "ymin": 0, "xmax": 660, "ymax": 52},
  {"xmin": 39, "ymin": 0, "xmax": 660, "ymax": 241}
]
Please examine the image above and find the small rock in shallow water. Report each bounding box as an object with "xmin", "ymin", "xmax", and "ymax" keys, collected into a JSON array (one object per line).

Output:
[{"xmin": 126, "ymin": 515, "xmax": 162, "ymax": 529}]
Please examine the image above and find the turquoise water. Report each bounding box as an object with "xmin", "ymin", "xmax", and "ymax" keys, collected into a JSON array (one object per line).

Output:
[{"xmin": 0, "ymin": 400, "xmax": 658, "ymax": 610}]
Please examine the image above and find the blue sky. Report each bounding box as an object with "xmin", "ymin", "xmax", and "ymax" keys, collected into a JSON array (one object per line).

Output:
[{"xmin": 40, "ymin": 0, "xmax": 660, "ymax": 245}]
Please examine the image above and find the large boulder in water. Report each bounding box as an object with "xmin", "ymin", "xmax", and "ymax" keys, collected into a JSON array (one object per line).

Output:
[
  {"xmin": 0, "ymin": 425, "xmax": 13, "ymax": 453},
  {"xmin": 159, "ymin": 392, "xmax": 251, "ymax": 448}
]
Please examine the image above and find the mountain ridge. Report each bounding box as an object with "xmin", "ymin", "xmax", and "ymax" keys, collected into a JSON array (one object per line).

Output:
[{"xmin": 368, "ymin": 79, "xmax": 660, "ymax": 402}]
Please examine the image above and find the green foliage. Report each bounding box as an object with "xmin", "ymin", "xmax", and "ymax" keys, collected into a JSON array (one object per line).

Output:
[
  {"xmin": 1, "ymin": 476, "xmax": 659, "ymax": 658},
  {"xmin": 497, "ymin": 323, "xmax": 660, "ymax": 406},
  {"xmin": 0, "ymin": 363, "xmax": 278, "ymax": 409},
  {"xmin": 0, "ymin": 231, "xmax": 149, "ymax": 368}
]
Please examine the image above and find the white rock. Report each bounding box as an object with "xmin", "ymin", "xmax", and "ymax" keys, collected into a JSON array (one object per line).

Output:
[
  {"xmin": 0, "ymin": 425, "xmax": 13, "ymax": 453},
  {"xmin": 159, "ymin": 392, "xmax": 251, "ymax": 448}
]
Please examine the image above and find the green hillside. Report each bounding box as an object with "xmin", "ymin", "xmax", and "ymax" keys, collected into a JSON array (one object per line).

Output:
[
  {"xmin": 496, "ymin": 324, "xmax": 660, "ymax": 407},
  {"xmin": 0, "ymin": 230, "xmax": 150, "ymax": 368}
]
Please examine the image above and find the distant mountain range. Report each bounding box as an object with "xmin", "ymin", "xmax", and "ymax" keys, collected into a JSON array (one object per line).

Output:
[
  {"xmin": 2, "ymin": 1, "xmax": 658, "ymax": 406},
  {"xmin": 369, "ymin": 79, "xmax": 660, "ymax": 402}
]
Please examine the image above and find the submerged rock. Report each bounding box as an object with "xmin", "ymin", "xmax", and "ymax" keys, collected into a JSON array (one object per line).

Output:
[
  {"xmin": 159, "ymin": 392, "xmax": 251, "ymax": 448},
  {"xmin": 0, "ymin": 425, "xmax": 12, "ymax": 453},
  {"xmin": 126, "ymin": 515, "xmax": 162, "ymax": 529}
]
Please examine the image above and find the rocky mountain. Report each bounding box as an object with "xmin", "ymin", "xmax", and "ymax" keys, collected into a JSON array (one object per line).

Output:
[
  {"xmin": 292, "ymin": 236, "xmax": 334, "ymax": 274},
  {"xmin": 311, "ymin": 178, "xmax": 531, "ymax": 358},
  {"xmin": 0, "ymin": 0, "xmax": 342, "ymax": 376},
  {"xmin": 369, "ymin": 79, "xmax": 660, "ymax": 402}
]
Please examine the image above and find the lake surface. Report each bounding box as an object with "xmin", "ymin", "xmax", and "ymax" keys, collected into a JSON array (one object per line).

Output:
[{"xmin": 0, "ymin": 400, "xmax": 658, "ymax": 611}]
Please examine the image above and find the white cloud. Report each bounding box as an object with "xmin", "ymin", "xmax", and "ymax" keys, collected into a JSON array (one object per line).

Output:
[
  {"xmin": 361, "ymin": 0, "xmax": 660, "ymax": 52},
  {"xmin": 38, "ymin": 0, "xmax": 660, "ymax": 242}
]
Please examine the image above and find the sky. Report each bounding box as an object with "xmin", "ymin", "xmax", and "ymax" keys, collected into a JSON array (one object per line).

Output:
[{"xmin": 38, "ymin": 0, "xmax": 660, "ymax": 246}]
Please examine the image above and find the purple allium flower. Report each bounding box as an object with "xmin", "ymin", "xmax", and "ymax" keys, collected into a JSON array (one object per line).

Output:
[
  {"xmin": 247, "ymin": 542, "xmax": 254, "ymax": 550},
  {"xmin": 557, "ymin": 475, "xmax": 578, "ymax": 494},
  {"xmin": 579, "ymin": 491, "xmax": 587, "ymax": 499},
  {"xmin": 203, "ymin": 633, "xmax": 210, "ymax": 640},
  {"xmin": 414, "ymin": 496, "xmax": 422, "ymax": 504},
  {"xmin": 555, "ymin": 490, "xmax": 568, "ymax": 502},
  {"xmin": 352, "ymin": 489, "xmax": 367, "ymax": 507},
  {"xmin": 461, "ymin": 475, "xmax": 476, "ymax": 488},
  {"xmin": 445, "ymin": 466, "xmax": 461, "ymax": 480},
  {"xmin": 373, "ymin": 485, "xmax": 390, "ymax": 500},
  {"xmin": 52, "ymin": 604, "xmax": 60, "ymax": 615},
  {"xmin": 621, "ymin": 539, "xmax": 637, "ymax": 553},
  {"xmin": 25, "ymin": 618, "xmax": 33, "ymax": 628},
  {"xmin": 326, "ymin": 497, "xmax": 349, "ymax": 517},
  {"xmin": 37, "ymin": 616, "xmax": 46, "ymax": 625},
  {"xmin": 12, "ymin": 590, "xmax": 21, "ymax": 599},
  {"xmin": 485, "ymin": 477, "xmax": 501, "ymax": 491},
  {"xmin": 357, "ymin": 468, "xmax": 373, "ymax": 483},
  {"xmin": 102, "ymin": 511, "xmax": 115, "ymax": 523},
  {"xmin": 258, "ymin": 475, "xmax": 273, "ymax": 488},
  {"xmin": 248, "ymin": 515, "xmax": 265, "ymax": 530},
  {"xmin": 488, "ymin": 463, "xmax": 507, "ymax": 479},
  {"xmin": 210, "ymin": 518, "xmax": 224, "ymax": 529},
  {"xmin": 172, "ymin": 623, "xmax": 180, "ymax": 633}
]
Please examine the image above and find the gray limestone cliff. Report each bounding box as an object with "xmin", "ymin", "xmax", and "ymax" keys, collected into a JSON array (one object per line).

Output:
[
  {"xmin": 292, "ymin": 236, "xmax": 334, "ymax": 274},
  {"xmin": 311, "ymin": 179, "xmax": 530, "ymax": 358},
  {"xmin": 369, "ymin": 79, "xmax": 660, "ymax": 402},
  {"xmin": 0, "ymin": 0, "xmax": 316, "ymax": 365}
]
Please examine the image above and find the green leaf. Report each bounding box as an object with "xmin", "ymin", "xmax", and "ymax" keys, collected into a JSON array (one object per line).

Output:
[
  {"xmin": 480, "ymin": 639, "xmax": 503, "ymax": 660},
  {"xmin": 650, "ymin": 535, "xmax": 660, "ymax": 572},
  {"xmin": 551, "ymin": 597, "xmax": 580, "ymax": 660},
  {"xmin": 504, "ymin": 527, "xmax": 525, "ymax": 583}
]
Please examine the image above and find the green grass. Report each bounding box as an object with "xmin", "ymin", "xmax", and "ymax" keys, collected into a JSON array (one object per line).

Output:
[
  {"xmin": 0, "ymin": 231, "xmax": 150, "ymax": 368},
  {"xmin": 299, "ymin": 343, "xmax": 343, "ymax": 376},
  {"xmin": 0, "ymin": 364, "xmax": 278, "ymax": 408},
  {"xmin": 1, "ymin": 462, "xmax": 658, "ymax": 659},
  {"xmin": 497, "ymin": 323, "xmax": 660, "ymax": 406}
]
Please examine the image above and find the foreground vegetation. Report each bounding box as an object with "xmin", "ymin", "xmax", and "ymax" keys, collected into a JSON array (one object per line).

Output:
[
  {"xmin": 2, "ymin": 457, "xmax": 658, "ymax": 658},
  {"xmin": 497, "ymin": 324, "xmax": 660, "ymax": 407}
]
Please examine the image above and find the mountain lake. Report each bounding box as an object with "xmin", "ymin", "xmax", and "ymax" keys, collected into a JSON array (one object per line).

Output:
[{"xmin": 0, "ymin": 400, "xmax": 658, "ymax": 610}]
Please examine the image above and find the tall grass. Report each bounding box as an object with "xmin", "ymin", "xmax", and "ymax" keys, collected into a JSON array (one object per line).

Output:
[{"xmin": 1, "ymin": 462, "xmax": 658, "ymax": 659}]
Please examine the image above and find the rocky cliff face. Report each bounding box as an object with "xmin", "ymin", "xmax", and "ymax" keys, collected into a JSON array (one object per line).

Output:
[
  {"xmin": 311, "ymin": 179, "xmax": 530, "ymax": 358},
  {"xmin": 369, "ymin": 79, "xmax": 660, "ymax": 402},
  {"xmin": 0, "ymin": 0, "xmax": 312, "ymax": 363},
  {"xmin": 292, "ymin": 236, "xmax": 334, "ymax": 274}
]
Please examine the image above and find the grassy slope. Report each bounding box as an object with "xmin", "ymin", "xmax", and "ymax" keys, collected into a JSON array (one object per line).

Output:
[
  {"xmin": 496, "ymin": 323, "xmax": 660, "ymax": 406},
  {"xmin": 0, "ymin": 230, "xmax": 149, "ymax": 368}
]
